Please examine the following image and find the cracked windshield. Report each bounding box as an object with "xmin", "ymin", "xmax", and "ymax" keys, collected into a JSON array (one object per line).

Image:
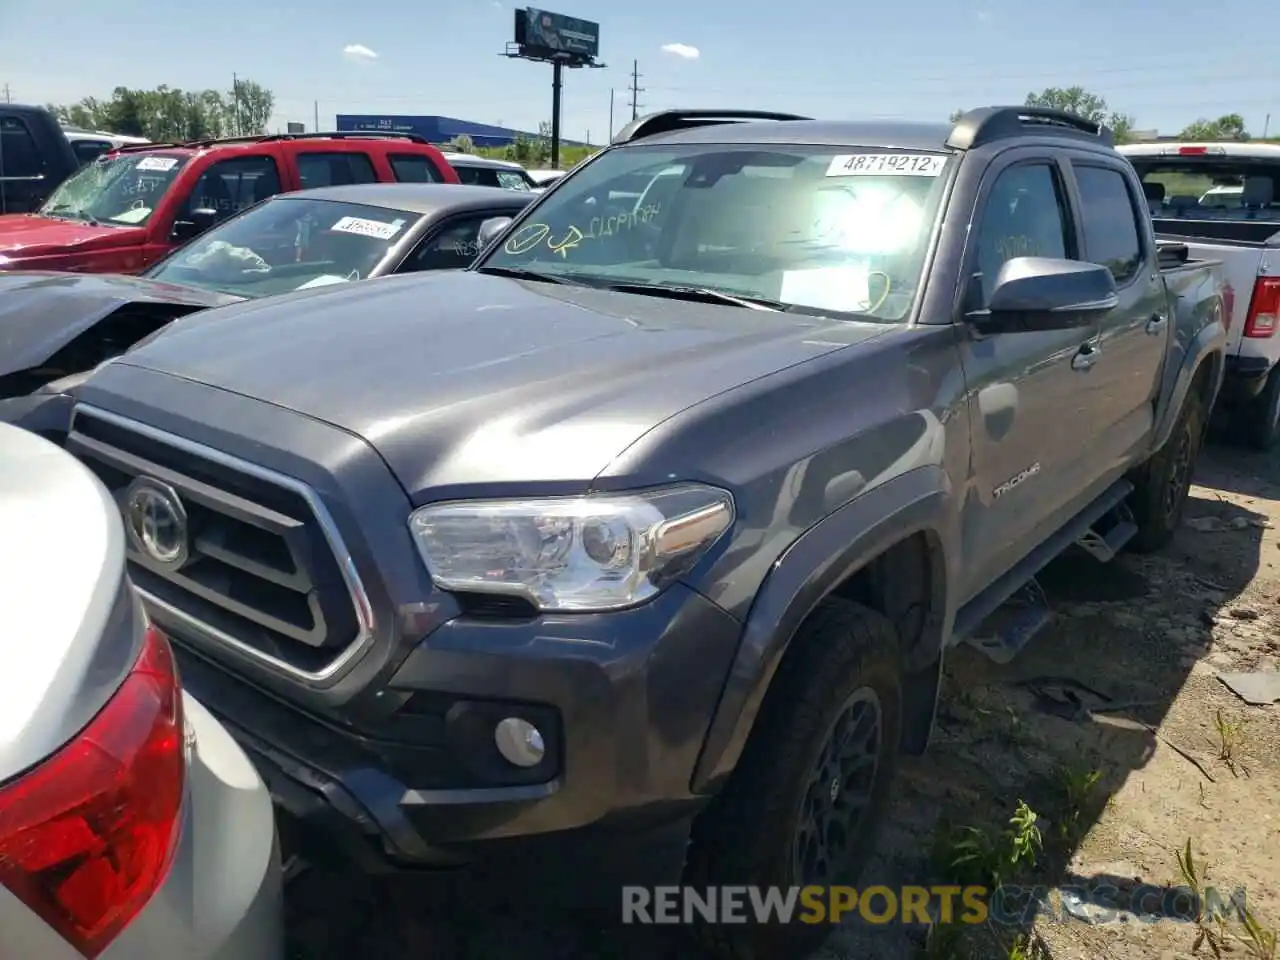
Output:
[{"xmin": 0, "ymin": 0, "xmax": 1276, "ymax": 959}]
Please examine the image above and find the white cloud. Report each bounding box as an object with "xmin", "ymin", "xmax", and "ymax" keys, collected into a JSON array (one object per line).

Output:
[
  {"xmin": 661, "ymin": 43, "xmax": 700, "ymax": 60},
  {"xmin": 342, "ymin": 44, "xmax": 379, "ymax": 62},
  {"xmin": 975, "ymin": 10, "xmax": 991, "ymax": 19}
]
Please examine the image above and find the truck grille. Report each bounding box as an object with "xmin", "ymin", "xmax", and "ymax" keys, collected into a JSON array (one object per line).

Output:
[{"xmin": 67, "ymin": 405, "xmax": 373, "ymax": 680}]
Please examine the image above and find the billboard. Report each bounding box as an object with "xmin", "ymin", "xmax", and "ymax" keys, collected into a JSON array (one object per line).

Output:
[
  {"xmin": 286, "ymin": 122, "xmax": 305, "ymax": 134},
  {"xmin": 513, "ymin": 7, "xmax": 600, "ymax": 61}
]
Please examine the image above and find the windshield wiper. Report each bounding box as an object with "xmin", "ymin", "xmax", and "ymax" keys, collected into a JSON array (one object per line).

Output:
[
  {"xmin": 43, "ymin": 205, "xmax": 101, "ymax": 226},
  {"xmin": 475, "ymin": 265, "xmax": 569, "ymax": 284},
  {"xmin": 600, "ymin": 282, "xmax": 783, "ymax": 311}
]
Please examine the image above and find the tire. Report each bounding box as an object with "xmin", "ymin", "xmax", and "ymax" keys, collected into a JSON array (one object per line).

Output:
[
  {"xmin": 1127, "ymin": 387, "xmax": 1207, "ymax": 553},
  {"xmin": 684, "ymin": 598, "xmax": 903, "ymax": 960},
  {"xmin": 1242, "ymin": 365, "xmax": 1280, "ymax": 451}
]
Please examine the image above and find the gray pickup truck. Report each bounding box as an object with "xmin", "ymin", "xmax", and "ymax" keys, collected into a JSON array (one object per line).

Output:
[{"xmin": 63, "ymin": 106, "xmax": 1224, "ymax": 959}]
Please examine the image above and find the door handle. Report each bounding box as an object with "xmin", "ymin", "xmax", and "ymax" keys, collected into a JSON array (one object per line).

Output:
[
  {"xmin": 1146, "ymin": 314, "xmax": 1168, "ymax": 335},
  {"xmin": 1071, "ymin": 341, "xmax": 1099, "ymax": 372}
]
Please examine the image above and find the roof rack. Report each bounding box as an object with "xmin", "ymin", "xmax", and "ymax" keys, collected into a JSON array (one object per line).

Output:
[
  {"xmin": 612, "ymin": 109, "xmax": 812, "ymax": 145},
  {"xmin": 946, "ymin": 106, "xmax": 1114, "ymax": 150},
  {"xmin": 112, "ymin": 131, "xmax": 430, "ymax": 153}
]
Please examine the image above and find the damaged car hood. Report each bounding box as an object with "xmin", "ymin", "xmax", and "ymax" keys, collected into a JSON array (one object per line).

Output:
[{"xmin": 0, "ymin": 270, "xmax": 240, "ymax": 378}]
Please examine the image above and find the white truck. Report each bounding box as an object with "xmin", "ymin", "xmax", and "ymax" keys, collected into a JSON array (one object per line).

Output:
[{"xmin": 1120, "ymin": 142, "xmax": 1280, "ymax": 448}]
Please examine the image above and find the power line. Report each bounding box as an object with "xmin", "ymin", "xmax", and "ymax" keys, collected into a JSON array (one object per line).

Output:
[{"xmin": 628, "ymin": 60, "xmax": 644, "ymax": 121}]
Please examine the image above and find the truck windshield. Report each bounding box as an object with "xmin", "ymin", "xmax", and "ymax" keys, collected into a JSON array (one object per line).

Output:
[
  {"xmin": 145, "ymin": 196, "xmax": 419, "ymax": 298},
  {"xmin": 39, "ymin": 152, "xmax": 190, "ymax": 226},
  {"xmin": 477, "ymin": 143, "xmax": 953, "ymax": 322}
]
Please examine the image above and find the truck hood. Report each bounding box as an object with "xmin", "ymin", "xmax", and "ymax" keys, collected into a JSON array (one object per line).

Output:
[
  {"xmin": 0, "ymin": 270, "xmax": 239, "ymax": 380},
  {"xmin": 0, "ymin": 214, "xmax": 147, "ymax": 261},
  {"xmin": 113, "ymin": 270, "xmax": 893, "ymax": 496}
]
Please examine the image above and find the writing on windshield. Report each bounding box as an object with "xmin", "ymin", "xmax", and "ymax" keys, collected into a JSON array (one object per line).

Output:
[
  {"xmin": 481, "ymin": 146, "xmax": 951, "ymax": 321},
  {"xmin": 41, "ymin": 153, "xmax": 190, "ymax": 226},
  {"xmin": 503, "ymin": 202, "xmax": 663, "ymax": 258}
]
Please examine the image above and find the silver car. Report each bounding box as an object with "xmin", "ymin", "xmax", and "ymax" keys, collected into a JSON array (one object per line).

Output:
[{"xmin": 0, "ymin": 424, "xmax": 283, "ymax": 959}]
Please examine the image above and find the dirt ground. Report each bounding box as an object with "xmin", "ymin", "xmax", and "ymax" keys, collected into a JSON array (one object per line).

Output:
[{"xmin": 286, "ymin": 439, "xmax": 1280, "ymax": 960}]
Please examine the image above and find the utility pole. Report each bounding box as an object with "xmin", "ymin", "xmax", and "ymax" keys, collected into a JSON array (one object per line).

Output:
[
  {"xmin": 2, "ymin": 84, "xmax": 10, "ymax": 104},
  {"xmin": 628, "ymin": 60, "xmax": 644, "ymax": 121},
  {"xmin": 608, "ymin": 88, "xmax": 614, "ymax": 140},
  {"xmin": 1264, "ymin": 113, "xmax": 1272, "ymax": 138},
  {"xmin": 314, "ymin": 100, "xmax": 320, "ymax": 133},
  {"xmin": 232, "ymin": 72, "xmax": 240, "ymax": 136}
]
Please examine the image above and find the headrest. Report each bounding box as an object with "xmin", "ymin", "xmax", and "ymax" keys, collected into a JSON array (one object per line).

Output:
[
  {"xmin": 1142, "ymin": 181, "xmax": 1166, "ymax": 202},
  {"xmin": 1242, "ymin": 177, "xmax": 1275, "ymax": 207}
]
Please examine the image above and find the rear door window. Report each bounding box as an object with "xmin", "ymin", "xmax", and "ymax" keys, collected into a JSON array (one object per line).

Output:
[
  {"xmin": 0, "ymin": 116, "xmax": 44, "ymax": 178},
  {"xmin": 297, "ymin": 151, "xmax": 379, "ymax": 188},
  {"xmin": 390, "ymin": 154, "xmax": 443, "ymax": 182},
  {"xmin": 1072, "ymin": 164, "xmax": 1144, "ymax": 285},
  {"xmin": 71, "ymin": 138, "xmax": 114, "ymax": 166}
]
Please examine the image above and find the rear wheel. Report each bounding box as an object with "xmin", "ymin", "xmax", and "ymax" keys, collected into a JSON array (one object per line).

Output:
[
  {"xmin": 684, "ymin": 598, "xmax": 902, "ymax": 960},
  {"xmin": 1127, "ymin": 387, "xmax": 1207, "ymax": 553}
]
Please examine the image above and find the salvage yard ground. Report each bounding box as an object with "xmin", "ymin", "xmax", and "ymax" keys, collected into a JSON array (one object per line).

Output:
[{"xmin": 286, "ymin": 441, "xmax": 1280, "ymax": 960}]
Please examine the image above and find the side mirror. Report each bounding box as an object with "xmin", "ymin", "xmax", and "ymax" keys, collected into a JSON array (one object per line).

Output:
[
  {"xmin": 968, "ymin": 257, "xmax": 1118, "ymax": 334},
  {"xmin": 476, "ymin": 216, "xmax": 513, "ymax": 253},
  {"xmin": 170, "ymin": 207, "xmax": 218, "ymax": 242}
]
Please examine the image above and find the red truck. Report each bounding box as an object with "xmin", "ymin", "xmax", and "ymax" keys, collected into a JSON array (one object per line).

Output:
[{"xmin": 0, "ymin": 132, "xmax": 459, "ymax": 274}]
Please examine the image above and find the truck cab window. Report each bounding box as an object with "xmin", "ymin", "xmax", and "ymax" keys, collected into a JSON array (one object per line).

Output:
[
  {"xmin": 1072, "ymin": 164, "xmax": 1143, "ymax": 285},
  {"xmin": 973, "ymin": 163, "xmax": 1070, "ymax": 302}
]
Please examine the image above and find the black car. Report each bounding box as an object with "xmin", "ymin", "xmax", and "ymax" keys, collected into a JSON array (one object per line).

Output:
[{"xmin": 0, "ymin": 182, "xmax": 532, "ymax": 432}]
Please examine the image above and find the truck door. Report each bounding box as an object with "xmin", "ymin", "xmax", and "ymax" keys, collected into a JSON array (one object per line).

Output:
[
  {"xmin": 1065, "ymin": 159, "xmax": 1167, "ymax": 468},
  {"xmin": 0, "ymin": 114, "xmax": 48, "ymax": 214},
  {"xmin": 956, "ymin": 152, "xmax": 1099, "ymax": 602}
]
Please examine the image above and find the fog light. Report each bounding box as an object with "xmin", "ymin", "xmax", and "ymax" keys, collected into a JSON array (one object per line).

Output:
[{"xmin": 494, "ymin": 717, "xmax": 545, "ymax": 768}]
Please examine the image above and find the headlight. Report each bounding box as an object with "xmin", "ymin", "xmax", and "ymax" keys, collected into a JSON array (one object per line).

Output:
[{"xmin": 408, "ymin": 483, "xmax": 734, "ymax": 612}]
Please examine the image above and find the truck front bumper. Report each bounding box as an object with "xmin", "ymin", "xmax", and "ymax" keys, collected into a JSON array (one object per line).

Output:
[{"xmin": 165, "ymin": 581, "xmax": 743, "ymax": 888}]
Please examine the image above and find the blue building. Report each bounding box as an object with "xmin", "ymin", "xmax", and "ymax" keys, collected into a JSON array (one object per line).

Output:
[{"xmin": 335, "ymin": 114, "xmax": 589, "ymax": 149}]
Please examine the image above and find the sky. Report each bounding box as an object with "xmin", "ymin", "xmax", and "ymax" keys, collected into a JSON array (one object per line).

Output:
[{"xmin": 1, "ymin": 0, "xmax": 1276, "ymax": 143}]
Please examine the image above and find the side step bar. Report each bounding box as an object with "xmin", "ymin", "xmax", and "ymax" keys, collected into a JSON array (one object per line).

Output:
[{"xmin": 956, "ymin": 479, "xmax": 1137, "ymax": 663}]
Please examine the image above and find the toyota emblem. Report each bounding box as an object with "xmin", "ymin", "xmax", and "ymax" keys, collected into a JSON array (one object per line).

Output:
[{"xmin": 124, "ymin": 477, "xmax": 190, "ymax": 568}]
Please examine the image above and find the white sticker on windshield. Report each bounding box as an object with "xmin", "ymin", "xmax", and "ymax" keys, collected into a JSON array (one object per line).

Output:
[
  {"xmin": 136, "ymin": 156, "xmax": 178, "ymax": 172},
  {"xmin": 330, "ymin": 216, "xmax": 405, "ymax": 240},
  {"xmin": 780, "ymin": 266, "xmax": 871, "ymax": 313},
  {"xmin": 826, "ymin": 154, "xmax": 945, "ymax": 178}
]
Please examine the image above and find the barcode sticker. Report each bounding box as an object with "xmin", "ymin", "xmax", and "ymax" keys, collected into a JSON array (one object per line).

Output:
[{"xmin": 826, "ymin": 154, "xmax": 946, "ymax": 177}]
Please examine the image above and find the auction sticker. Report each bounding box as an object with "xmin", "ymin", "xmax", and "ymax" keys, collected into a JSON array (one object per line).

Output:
[
  {"xmin": 826, "ymin": 153, "xmax": 946, "ymax": 177},
  {"xmin": 330, "ymin": 216, "xmax": 405, "ymax": 240},
  {"xmin": 136, "ymin": 156, "xmax": 179, "ymax": 172}
]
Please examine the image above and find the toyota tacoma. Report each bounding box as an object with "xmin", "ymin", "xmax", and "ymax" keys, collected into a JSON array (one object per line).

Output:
[{"xmin": 63, "ymin": 106, "xmax": 1225, "ymax": 958}]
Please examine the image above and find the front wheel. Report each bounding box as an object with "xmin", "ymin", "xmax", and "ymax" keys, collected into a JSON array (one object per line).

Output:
[
  {"xmin": 1127, "ymin": 387, "xmax": 1207, "ymax": 553},
  {"xmin": 684, "ymin": 598, "xmax": 903, "ymax": 960}
]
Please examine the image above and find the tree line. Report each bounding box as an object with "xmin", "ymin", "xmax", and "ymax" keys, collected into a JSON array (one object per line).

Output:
[
  {"xmin": 950, "ymin": 87, "xmax": 1256, "ymax": 143},
  {"xmin": 48, "ymin": 80, "xmax": 275, "ymax": 142}
]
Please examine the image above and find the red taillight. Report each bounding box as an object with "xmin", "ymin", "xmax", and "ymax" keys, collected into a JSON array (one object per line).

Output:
[
  {"xmin": 1243, "ymin": 277, "xmax": 1280, "ymax": 339},
  {"xmin": 1178, "ymin": 146, "xmax": 1209, "ymax": 155},
  {"xmin": 0, "ymin": 624, "xmax": 184, "ymax": 958}
]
